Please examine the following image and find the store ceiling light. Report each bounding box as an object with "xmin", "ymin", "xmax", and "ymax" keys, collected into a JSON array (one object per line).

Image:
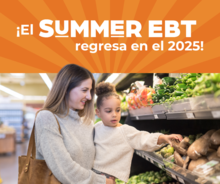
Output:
[
  {"xmin": 0, "ymin": 85, "xmax": 24, "ymax": 99},
  {"xmin": 39, "ymin": 73, "xmax": 52, "ymax": 90},
  {"xmin": 10, "ymin": 73, "xmax": 25, "ymax": 78},
  {"xmin": 105, "ymin": 73, "xmax": 120, "ymax": 83}
]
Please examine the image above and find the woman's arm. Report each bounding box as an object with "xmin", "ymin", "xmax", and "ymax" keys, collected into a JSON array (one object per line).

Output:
[{"xmin": 35, "ymin": 111, "xmax": 106, "ymax": 184}]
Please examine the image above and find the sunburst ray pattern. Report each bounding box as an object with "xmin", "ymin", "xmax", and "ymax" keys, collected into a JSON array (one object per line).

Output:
[{"xmin": 0, "ymin": 0, "xmax": 219, "ymax": 73}]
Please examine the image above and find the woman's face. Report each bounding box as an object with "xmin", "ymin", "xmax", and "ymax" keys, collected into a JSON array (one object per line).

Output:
[{"xmin": 68, "ymin": 78, "xmax": 93, "ymax": 110}]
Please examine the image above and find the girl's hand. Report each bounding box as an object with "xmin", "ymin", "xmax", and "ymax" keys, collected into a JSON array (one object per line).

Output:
[
  {"xmin": 158, "ymin": 134, "xmax": 183, "ymax": 146},
  {"xmin": 106, "ymin": 178, "xmax": 116, "ymax": 184}
]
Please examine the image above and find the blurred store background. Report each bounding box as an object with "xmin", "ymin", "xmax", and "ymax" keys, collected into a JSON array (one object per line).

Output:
[{"xmin": 0, "ymin": 73, "xmax": 56, "ymax": 183}]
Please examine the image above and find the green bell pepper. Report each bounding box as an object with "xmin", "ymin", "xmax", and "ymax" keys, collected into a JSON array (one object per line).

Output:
[
  {"xmin": 156, "ymin": 89, "xmax": 165, "ymax": 95},
  {"xmin": 155, "ymin": 84, "xmax": 165, "ymax": 89},
  {"xmin": 173, "ymin": 90, "xmax": 184, "ymax": 96},
  {"xmin": 210, "ymin": 73, "xmax": 220, "ymax": 82},
  {"xmin": 176, "ymin": 83, "xmax": 188, "ymax": 91},
  {"xmin": 189, "ymin": 81, "xmax": 196, "ymax": 89},
  {"xmin": 162, "ymin": 77, "xmax": 176, "ymax": 85},
  {"xmin": 186, "ymin": 77, "xmax": 197, "ymax": 84},
  {"xmin": 187, "ymin": 73, "xmax": 198, "ymax": 78}
]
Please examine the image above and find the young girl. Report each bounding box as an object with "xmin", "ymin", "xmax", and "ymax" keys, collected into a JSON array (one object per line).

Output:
[{"xmin": 93, "ymin": 82, "xmax": 182, "ymax": 183}]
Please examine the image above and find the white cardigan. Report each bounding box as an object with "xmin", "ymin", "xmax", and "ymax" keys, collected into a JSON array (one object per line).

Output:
[{"xmin": 93, "ymin": 121, "xmax": 163, "ymax": 182}]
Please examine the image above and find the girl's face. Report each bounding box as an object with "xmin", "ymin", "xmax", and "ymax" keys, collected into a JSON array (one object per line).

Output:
[
  {"xmin": 68, "ymin": 78, "xmax": 93, "ymax": 111},
  {"xmin": 96, "ymin": 96, "xmax": 121, "ymax": 127}
]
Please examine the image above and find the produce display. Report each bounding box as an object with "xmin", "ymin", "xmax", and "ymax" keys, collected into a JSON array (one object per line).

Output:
[
  {"xmin": 170, "ymin": 129, "xmax": 220, "ymax": 174},
  {"xmin": 122, "ymin": 73, "xmax": 220, "ymax": 184},
  {"xmin": 152, "ymin": 74, "xmax": 201, "ymax": 104},
  {"xmin": 155, "ymin": 145, "xmax": 174, "ymax": 159},
  {"xmin": 126, "ymin": 73, "xmax": 220, "ymax": 106},
  {"xmin": 188, "ymin": 133, "xmax": 203, "ymax": 145},
  {"xmin": 192, "ymin": 73, "xmax": 220, "ymax": 97},
  {"xmin": 127, "ymin": 82, "xmax": 155, "ymax": 109},
  {"xmin": 115, "ymin": 170, "xmax": 175, "ymax": 184}
]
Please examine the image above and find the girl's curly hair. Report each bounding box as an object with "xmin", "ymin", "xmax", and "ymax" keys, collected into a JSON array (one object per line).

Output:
[{"xmin": 95, "ymin": 82, "xmax": 120, "ymax": 109}]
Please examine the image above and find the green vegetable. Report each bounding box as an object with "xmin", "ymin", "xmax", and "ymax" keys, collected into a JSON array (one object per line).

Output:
[
  {"xmin": 176, "ymin": 83, "xmax": 188, "ymax": 91},
  {"xmin": 164, "ymin": 152, "xmax": 173, "ymax": 158},
  {"xmin": 215, "ymin": 90, "xmax": 220, "ymax": 97},
  {"xmin": 155, "ymin": 84, "xmax": 166, "ymax": 89},
  {"xmin": 173, "ymin": 90, "xmax": 184, "ymax": 96},
  {"xmin": 196, "ymin": 133, "xmax": 203, "ymax": 140},
  {"xmin": 162, "ymin": 77, "xmax": 176, "ymax": 85},
  {"xmin": 156, "ymin": 89, "xmax": 166, "ymax": 95},
  {"xmin": 186, "ymin": 77, "xmax": 197, "ymax": 84},
  {"xmin": 210, "ymin": 73, "xmax": 220, "ymax": 82},
  {"xmin": 154, "ymin": 178, "xmax": 160, "ymax": 183},
  {"xmin": 167, "ymin": 147, "xmax": 174, "ymax": 154},
  {"xmin": 187, "ymin": 73, "xmax": 198, "ymax": 78},
  {"xmin": 189, "ymin": 135, "xmax": 195, "ymax": 140},
  {"xmin": 189, "ymin": 81, "xmax": 196, "ymax": 89}
]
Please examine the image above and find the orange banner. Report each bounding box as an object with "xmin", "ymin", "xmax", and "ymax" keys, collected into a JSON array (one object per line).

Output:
[{"xmin": 0, "ymin": 0, "xmax": 220, "ymax": 73}]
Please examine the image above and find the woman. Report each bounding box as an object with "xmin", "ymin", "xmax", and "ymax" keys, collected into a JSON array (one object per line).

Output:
[{"xmin": 35, "ymin": 64, "xmax": 115, "ymax": 184}]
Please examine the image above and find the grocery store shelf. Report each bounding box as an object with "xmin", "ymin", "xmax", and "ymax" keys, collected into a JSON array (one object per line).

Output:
[
  {"xmin": 165, "ymin": 168, "xmax": 199, "ymax": 184},
  {"xmin": 166, "ymin": 112, "xmax": 195, "ymax": 120},
  {"xmin": 166, "ymin": 109, "xmax": 220, "ymax": 120},
  {"xmin": 135, "ymin": 150, "xmax": 164, "ymax": 168},
  {"xmin": 129, "ymin": 108, "xmax": 220, "ymax": 120},
  {"xmin": 131, "ymin": 114, "xmax": 155, "ymax": 120},
  {"xmin": 130, "ymin": 113, "xmax": 167, "ymax": 120},
  {"xmin": 135, "ymin": 150, "xmax": 212, "ymax": 184},
  {"xmin": 128, "ymin": 94, "xmax": 220, "ymax": 120}
]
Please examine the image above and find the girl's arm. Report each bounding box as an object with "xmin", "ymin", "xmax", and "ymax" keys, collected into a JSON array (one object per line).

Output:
[
  {"xmin": 121, "ymin": 125, "xmax": 182, "ymax": 151},
  {"xmin": 121, "ymin": 125, "xmax": 163, "ymax": 151}
]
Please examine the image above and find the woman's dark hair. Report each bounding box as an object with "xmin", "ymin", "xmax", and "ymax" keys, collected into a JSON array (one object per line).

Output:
[
  {"xmin": 41, "ymin": 64, "xmax": 95, "ymax": 124},
  {"xmin": 95, "ymin": 82, "xmax": 120, "ymax": 109}
]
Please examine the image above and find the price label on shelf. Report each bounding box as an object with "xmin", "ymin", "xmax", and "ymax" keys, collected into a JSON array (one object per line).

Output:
[
  {"xmin": 199, "ymin": 160, "xmax": 219, "ymax": 170},
  {"xmin": 154, "ymin": 114, "xmax": 159, "ymax": 119},
  {"xmin": 0, "ymin": 134, "xmax": 6, "ymax": 139},
  {"xmin": 136, "ymin": 116, "xmax": 139, "ymax": 120},
  {"xmin": 178, "ymin": 177, "xmax": 185, "ymax": 184},
  {"xmin": 186, "ymin": 112, "xmax": 195, "ymax": 119},
  {"xmin": 211, "ymin": 111, "xmax": 220, "ymax": 118},
  {"xmin": 171, "ymin": 173, "xmax": 177, "ymax": 180}
]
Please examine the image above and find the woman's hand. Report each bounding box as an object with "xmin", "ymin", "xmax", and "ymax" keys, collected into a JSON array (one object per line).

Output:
[
  {"xmin": 158, "ymin": 134, "xmax": 183, "ymax": 146},
  {"xmin": 106, "ymin": 178, "xmax": 116, "ymax": 184}
]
